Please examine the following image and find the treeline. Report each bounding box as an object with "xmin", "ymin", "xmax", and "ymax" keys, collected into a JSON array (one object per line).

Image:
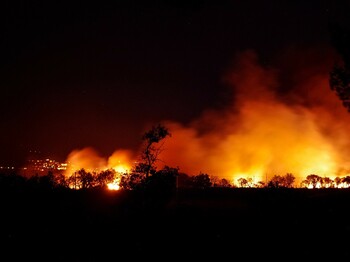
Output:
[
  {"xmin": 3, "ymin": 123, "xmax": 350, "ymax": 192},
  {"xmin": 0, "ymin": 167, "xmax": 220, "ymax": 192},
  {"xmin": 2, "ymin": 167, "xmax": 350, "ymax": 193}
]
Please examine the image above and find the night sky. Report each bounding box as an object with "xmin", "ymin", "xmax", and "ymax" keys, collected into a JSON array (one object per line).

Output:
[{"xmin": 0, "ymin": 0, "xmax": 348, "ymax": 166}]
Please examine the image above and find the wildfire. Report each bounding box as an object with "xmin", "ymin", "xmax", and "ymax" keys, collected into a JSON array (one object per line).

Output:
[
  {"xmin": 155, "ymin": 49, "xmax": 350, "ymax": 185},
  {"xmin": 107, "ymin": 178, "xmax": 121, "ymax": 190},
  {"xmin": 64, "ymin": 148, "xmax": 134, "ymax": 190},
  {"xmin": 63, "ymin": 48, "xmax": 350, "ymax": 188}
]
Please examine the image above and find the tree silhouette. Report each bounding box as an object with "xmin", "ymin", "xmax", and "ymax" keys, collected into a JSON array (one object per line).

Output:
[
  {"xmin": 341, "ymin": 176, "xmax": 350, "ymax": 187},
  {"xmin": 322, "ymin": 177, "xmax": 334, "ymax": 188},
  {"xmin": 191, "ymin": 173, "xmax": 212, "ymax": 189},
  {"xmin": 144, "ymin": 166, "xmax": 179, "ymax": 194},
  {"xmin": 119, "ymin": 172, "xmax": 146, "ymax": 190},
  {"xmin": 137, "ymin": 123, "xmax": 171, "ymax": 178},
  {"xmin": 267, "ymin": 175, "xmax": 284, "ymax": 188},
  {"xmin": 284, "ymin": 173, "xmax": 295, "ymax": 188},
  {"xmin": 54, "ymin": 173, "xmax": 69, "ymax": 188},
  {"xmin": 237, "ymin": 177, "xmax": 253, "ymax": 188},
  {"xmin": 268, "ymin": 173, "xmax": 295, "ymax": 188},
  {"xmin": 95, "ymin": 169, "xmax": 116, "ymax": 188},
  {"xmin": 119, "ymin": 124, "xmax": 171, "ymax": 190},
  {"xmin": 217, "ymin": 178, "xmax": 232, "ymax": 188},
  {"xmin": 329, "ymin": 23, "xmax": 350, "ymax": 111},
  {"xmin": 67, "ymin": 168, "xmax": 94, "ymax": 189},
  {"xmin": 334, "ymin": 176, "xmax": 342, "ymax": 187},
  {"xmin": 301, "ymin": 174, "xmax": 323, "ymax": 188},
  {"xmin": 176, "ymin": 172, "xmax": 192, "ymax": 188}
]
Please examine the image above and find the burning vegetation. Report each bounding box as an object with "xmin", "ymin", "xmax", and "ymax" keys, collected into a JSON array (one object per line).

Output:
[
  {"xmin": 10, "ymin": 46, "xmax": 350, "ymax": 191},
  {"xmin": 52, "ymin": 48, "xmax": 350, "ymax": 191},
  {"xmin": 158, "ymin": 49, "xmax": 350, "ymax": 186}
]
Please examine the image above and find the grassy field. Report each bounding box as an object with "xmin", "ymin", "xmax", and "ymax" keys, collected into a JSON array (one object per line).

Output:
[{"xmin": 1, "ymin": 187, "xmax": 350, "ymax": 261}]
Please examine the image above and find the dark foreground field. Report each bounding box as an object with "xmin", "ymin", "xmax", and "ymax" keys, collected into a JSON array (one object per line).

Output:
[{"xmin": 1, "ymin": 187, "xmax": 350, "ymax": 261}]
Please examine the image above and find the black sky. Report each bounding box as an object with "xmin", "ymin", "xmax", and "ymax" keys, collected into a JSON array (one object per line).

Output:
[{"xmin": 0, "ymin": 0, "xmax": 347, "ymax": 166}]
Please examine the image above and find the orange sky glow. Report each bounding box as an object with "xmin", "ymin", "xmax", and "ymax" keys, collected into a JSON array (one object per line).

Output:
[{"xmin": 64, "ymin": 49, "xmax": 350, "ymax": 186}]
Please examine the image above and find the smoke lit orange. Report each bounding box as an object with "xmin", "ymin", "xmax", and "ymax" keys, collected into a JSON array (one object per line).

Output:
[
  {"xmin": 157, "ymin": 50, "xmax": 350, "ymax": 186},
  {"xmin": 64, "ymin": 49, "xmax": 350, "ymax": 187}
]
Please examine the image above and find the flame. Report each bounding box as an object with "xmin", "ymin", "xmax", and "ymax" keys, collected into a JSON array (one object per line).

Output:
[
  {"xmin": 63, "ymin": 48, "xmax": 350, "ymax": 188},
  {"xmin": 106, "ymin": 149, "xmax": 133, "ymax": 190},
  {"xmin": 156, "ymin": 49, "xmax": 350, "ymax": 186},
  {"xmin": 64, "ymin": 148, "xmax": 134, "ymax": 190},
  {"xmin": 107, "ymin": 178, "xmax": 121, "ymax": 190}
]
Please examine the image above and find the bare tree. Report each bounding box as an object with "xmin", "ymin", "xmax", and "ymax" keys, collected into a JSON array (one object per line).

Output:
[
  {"xmin": 135, "ymin": 123, "xmax": 171, "ymax": 178},
  {"xmin": 120, "ymin": 123, "xmax": 171, "ymax": 190}
]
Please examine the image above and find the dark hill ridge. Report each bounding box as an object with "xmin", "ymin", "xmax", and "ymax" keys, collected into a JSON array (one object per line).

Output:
[{"xmin": 1, "ymin": 187, "xmax": 350, "ymax": 261}]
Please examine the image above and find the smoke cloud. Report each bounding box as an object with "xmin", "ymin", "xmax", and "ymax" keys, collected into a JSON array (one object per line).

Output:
[
  {"xmin": 65, "ymin": 48, "xmax": 350, "ymax": 186},
  {"xmin": 157, "ymin": 49, "xmax": 350, "ymax": 185}
]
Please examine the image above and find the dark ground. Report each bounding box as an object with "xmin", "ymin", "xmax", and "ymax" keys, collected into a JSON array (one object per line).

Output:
[{"xmin": 1, "ymin": 187, "xmax": 350, "ymax": 261}]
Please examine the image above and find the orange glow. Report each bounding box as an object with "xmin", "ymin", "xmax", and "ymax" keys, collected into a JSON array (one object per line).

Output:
[
  {"xmin": 64, "ymin": 147, "xmax": 107, "ymax": 174},
  {"xmin": 155, "ymin": 50, "xmax": 350, "ymax": 186},
  {"xmin": 107, "ymin": 149, "xmax": 133, "ymax": 173},
  {"xmin": 64, "ymin": 148, "xmax": 134, "ymax": 190},
  {"xmin": 107, "ymin": 178, "xmax": 121, "ymax": 190},
  {"xmin": 63, "ymin": 49, "xmax": 350, "ymax": 188}
]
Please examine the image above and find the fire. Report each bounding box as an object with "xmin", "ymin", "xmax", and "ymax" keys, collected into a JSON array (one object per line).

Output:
[
  {"xmin": 63, "ymin": 48, "xmax": 350, "ymax": 188},
  {"xmin": 155, "ymin": 49, "xmax": 350, "ymax": 186},
  {"xmin": 106, "ymin": 150, "xmax": 134, "ymax": 190},
  {"xmin": 107, "ymin": 149, "xmax": 133, "ymax": 174},
  {"xmin": 64, "ymin": 148, "xmax": 134, "ymax": 190},
  {"xmin": 107, "ymin": 178, "xmax": 121, "ymax": 190},
  {"xmin": 65, "ymin": 147, "xmax": 107, "ymax": 173}
]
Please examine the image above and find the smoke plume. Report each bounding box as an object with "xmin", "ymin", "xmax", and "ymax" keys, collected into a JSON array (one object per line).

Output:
[
  {"xmin": 157, "ymin": 49, "xmax": 350, "ymax": 185},
  {"xmin": 65, "ymin": 48, "xmax": 350, "ymax": 186}
]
